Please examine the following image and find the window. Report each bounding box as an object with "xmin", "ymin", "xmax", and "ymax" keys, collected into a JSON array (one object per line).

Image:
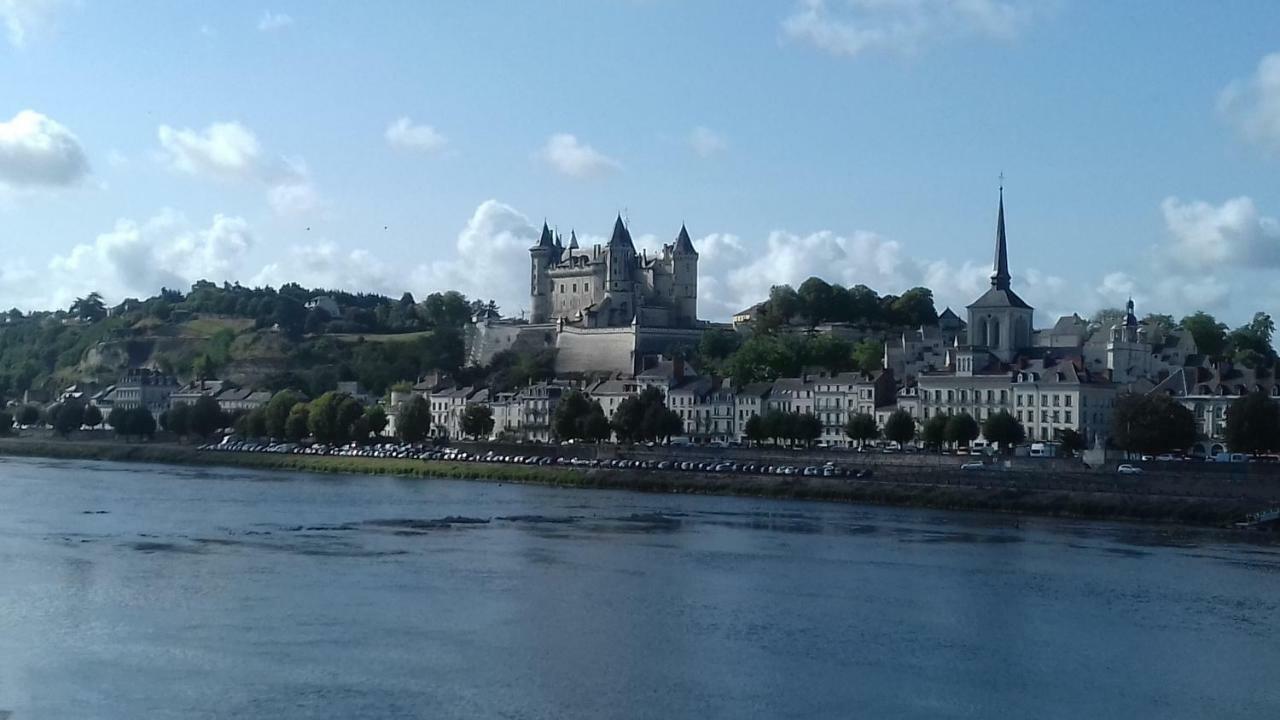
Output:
[
  {"xmin": 1000, "ymin": 390, "xmax": 1008, "ymax": 404},
  {"xmin": 1052, "ymin": 411, "xmax": 1059, "ymax": 423},
  {"xmin": 572, "ymin": 283, "xmax": 577, "ymax": 292},
  {"xmin": 1065, "ymin": 410, "xmax": 1072, "ymax": 424},
  {"xmin": 1052, "ymin": 394, "xmax": 1060, "ymax": 407},
  {"xmin": 1016, "ymin": 394, "xmax": 1023, "ymax": 407},
  {"xmin": 560, "ymin": 283, "xmax": 565, "ymax": 293},
  {"xmin": 584, "ymin": 283, "xmax": 589, "ymax": 292},
  {"xmin": 1065, "ymin": 395, "xmax": 1072, "ymax": 407},
  {"xmin": 1041, "ymin": 394, "xmax": 1048, "ymax": 406},
  {"xmin": 986, "ymin": 390, "xmax": 994, "ymax": 403},
  {"xmin": 1016, "ymin": 410, "xmax": 1023, "ymax": 421}
]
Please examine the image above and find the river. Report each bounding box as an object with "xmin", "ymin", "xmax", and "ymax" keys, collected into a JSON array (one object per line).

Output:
[{"xmin": 0, "ymin": 456, "xmax": 1277, "ymax": 719}]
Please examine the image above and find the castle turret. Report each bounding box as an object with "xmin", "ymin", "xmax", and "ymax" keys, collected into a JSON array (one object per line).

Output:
[
  {"xmin": 529, "ymin": 221, "xmax": 556, "ymax": 323},
  {"xmin": 605, "ymin": 215, "xmax": 637, "ymax": 324},
  {"xmin": 672, "ymin": 224, "xmax": 698, "ymax": 326}
]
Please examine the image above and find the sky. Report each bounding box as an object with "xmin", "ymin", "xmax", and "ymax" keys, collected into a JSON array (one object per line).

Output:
[{"xmin": 2, "ymin": 0, "xmax": 1279, "ymax": 326}]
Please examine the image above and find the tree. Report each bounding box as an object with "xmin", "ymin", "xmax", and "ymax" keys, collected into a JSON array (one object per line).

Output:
[
  {"xmin": 844, "ymin": 413, "xmax": 879, "ymax": 448},
  {"xmin": 285, "ymin": 404, "xmax": 312, "ymax": 442},
  {"xmin": 162, "ymin": 403, "xmax": 192, "ymax": 437},
  {"xmin": 70, "ymin": 292, "xmax": 107, "ymax": 322},
  {"xmin": 744, "ymin": 414, "xmax": 765, "ymax": 447},
  {"xmin": 16, "ymin": 405, "xmax": 40, "ymax": 426},
  {"xmin": 760, "ymin": 409, "xmax": 791, "ymax": 445},
  {"xmin": 108, "ymin": 406, "xmax": 129, "ymax": 436},
  {"xmin": 981, "ymin": 410, "xmax": 1025, "ymax": 453},
  {"xmin": 395, "ymin": 395, "xmax": 431, "ymax": 443},
  {"xmin": 889, "ymin": 287, "xmax": 937, "ymax": 327},
  {"xmin": 1142, "ymin": 313, "xmax": 1176, "ymax": 337},
  {"xmin": 883, "ymin": 410, "xmax": 916, "ymax": 447},
  {"xmin": 191, "ymin": 354, "xmax": 214, "ymax": 382},
  {"xmin": 0, "ymin": 409, "xmax": 12, "ymax": 436},
  {"xmin": 1110, "ymin": 393, "xmax": 1196, "ymax": 454},
  {"xmin": 797, "ymin": 277, "xmax": 837, "ymax": 325},
  {"xmin": 460, "ymin": 404, "xmax": 495, "ymax": 439},
  {"xmin": 1090, "ymin": 307, "xmax": 1127, "ymax": 332},
  {"xmin": 129, "ymin": 407, "xmax": 156, "ymax": 439},
  {"xmin": 945, "ymin": 413, "xmax": 979, "ymax": 448},
  {"xmin": 1180, "ymin": 311, "xmax": 1228, "ymax": 358},
  {"xmin": 922, "ymin": 414, "xmax": 949, "ymax": 450},
  {"xmin": 554, "ymin": 390, "xmax": 595, "ymax": 441},
  {"xmin": 1060, "ymin": 429, "xmax": 1086, "ymax": 456},
  {"xmin": 50, "ymin": 400, "xmax": 84, "ymax": 437},
  {"xmin": 265, "ymin": 390, "xmax": 303, "ymax": 439},
  {"xmin": 582, "ymin": 406, "xmax": 612, "ymax": 442},
  {"xmin": 795, "ymin": 412, "xmax": 823, "ymax": 447},
  {"xmin": 82, "ymin": 404, "xmax": 103, "ymax": 429},
  {"xmin": 365, "ymin": 406, "xmax": 388, "ymax": 437},
  {"xmin": 245, "ymin": 407, "xmax": 269, "ymax": 438},
  {"xmin": 273, "ymin": 297, "xmax": 307, "ymax": 338},
  {"xmin": 308, "ymin": 391, "xmax": 349, "ymax": 444},
  {"xmin": 188, "ymin": 395, "xmax": 226, "ymax": 439},
  {"xmin": 1228, "ymin": 312, "xmax": 1276, "ymax": 365},
  {"xmin": 1225, "ymin": 391, "xmax": 1280, "ymax": 455},
  {"xmin": 851, "ymin": 339, "xmax": 883, "ymax": 374}
]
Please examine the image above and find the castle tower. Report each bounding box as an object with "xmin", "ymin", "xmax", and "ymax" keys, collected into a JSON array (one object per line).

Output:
[
  {"xmin": 672, "ymin": 224, "xmax": 699, "ymax": 326},
  {"xmin": 605, "ymin": 214, "xmax": 637, "ymax": 324},
  {"xmin": 966, "ymin": 187, "xmax": 1034, "ymax": 363},
  {"xmin": 1107, "ymin": 297, "xmax": 1147, "ymax": 381},
  {"xmin": 529, "ymin": 221, "xmax": 556, "ymax": 323}
]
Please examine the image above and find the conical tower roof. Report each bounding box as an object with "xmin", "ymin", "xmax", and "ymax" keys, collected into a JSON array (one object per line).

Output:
[
  {"xmin": 673, "ymin": 224, "xmax": 697, "ymax": 255},
  {"xmin": 531, "ymin": 221, "xmax": 555, "ymax": 250},
  {"xmin": 991, "ymin": 188, "xmax": 1010, "ymax": 290},
  {"xmin": 608, "ymin": 214, "xmax": 634, "ymax": 250},
  {"xmin": 568, "ymin": 230, "xmax": 579, "ymax": 250}
]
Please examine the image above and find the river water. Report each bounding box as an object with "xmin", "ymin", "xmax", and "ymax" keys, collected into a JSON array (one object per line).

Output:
[{"xmin": 0, "ymin": 456, "xmax": 1277, "ymax": 719}]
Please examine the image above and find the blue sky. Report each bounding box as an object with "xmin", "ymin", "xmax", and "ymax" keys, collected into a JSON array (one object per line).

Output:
[{"xmin": 2, "ymin": 0, "xmax": 1279, "ymax": 325}]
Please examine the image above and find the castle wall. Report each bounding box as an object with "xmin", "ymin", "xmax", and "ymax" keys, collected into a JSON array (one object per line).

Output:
[
  {"xmin": 466, "ymin": 321, "xmax": 556, "ymax": 367},
  {"xmin": 554, "ymin": 326, "xmax": 639, "ymax": 375}
]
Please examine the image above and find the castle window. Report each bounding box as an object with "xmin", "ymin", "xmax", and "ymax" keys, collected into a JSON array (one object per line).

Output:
[
  {"xmin": 572, "ymin": 283, "xmax": 577, "ymax": 292},
  {"xmin": 584, "ymin": 283, "xmax": 589, "ymax": 292},
  {"xmin": 560, "ymin": 283, "xmax": 565, "ymax": 293}
]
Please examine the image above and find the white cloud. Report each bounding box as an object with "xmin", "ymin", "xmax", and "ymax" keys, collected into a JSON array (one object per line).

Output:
[
  {"xmin": 0, "ymin": 109, "xmax": 90, "ymax": 188},
  {"xmin": 411, "ymin": 200, "xmax": 540, "ymax": 315},
  {"xmin": 0, "ymin": 0, "xmax": 64, "ymax": 48},
  {"xmin": 385, "ymin": 117, "xmax": 448, "ymax": 153},
  {"xmin": 252, "ymin": 242, "xmax": 396, "ymax": 295},
  {"xmin": 257, "ymin": 10, "xmax": 293, "ymax": 32},
  {"xmin": 17, "ymin": 211, "xmax": 254, "ymax": 310},
  {"xmin": 539, "ymin": 133, "xmax": 620, "ymax": 179},
  {"xmin": 156, "ymin": 120, "xmax": 319, "ymax": 217},
  {"xmin": 689, "ymin": 126, "xmax": 727, "ymax": 158},
  {"xmin": 1219, "ymin": 52, "xmax": 1280, "ymax": 155},
  {"xmin": 782, "ymin": 0, "xmax": 1041, "ymax": 58},
  {"xmin": 157, "ymin": 121, "xmax": 262, "ymax": 180},
  {"xmin": 1159, "ymin": 196, "xmax": 1280, "ymax": 269}
]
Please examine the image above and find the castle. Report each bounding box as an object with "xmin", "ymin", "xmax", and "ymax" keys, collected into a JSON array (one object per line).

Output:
[
  {"xmin": 467, "ymin": 214, "xmax": 705, "ymax": 375},
  {"xmin": 529, "ymin": 215, "xmax": 699, "ymax": 329}
]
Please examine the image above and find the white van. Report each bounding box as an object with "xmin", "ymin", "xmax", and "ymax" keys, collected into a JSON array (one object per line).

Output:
[{"xmin": 1212, "ymin": 452, "xmax": 1248, "ymax": 463}]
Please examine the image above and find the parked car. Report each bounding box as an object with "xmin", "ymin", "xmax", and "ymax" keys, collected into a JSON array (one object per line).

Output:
[
  {"xmin": 960, "ymin": 461, "xmax": 985, "ymax": 471},
  {"xmin": 1117, "ymin": 464, "xmax": 1144, "ymax": 475}
]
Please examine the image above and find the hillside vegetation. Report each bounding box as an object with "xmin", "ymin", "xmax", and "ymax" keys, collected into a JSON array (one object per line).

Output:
[{"xmin": 0, "ymin": 281, "xmax": 498, "ymax": 401}]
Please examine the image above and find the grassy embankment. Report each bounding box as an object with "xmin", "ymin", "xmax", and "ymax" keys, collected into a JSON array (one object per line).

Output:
[{"xmin": 0, "ymin": 438, "xmax": 1262, "ymax": 527}]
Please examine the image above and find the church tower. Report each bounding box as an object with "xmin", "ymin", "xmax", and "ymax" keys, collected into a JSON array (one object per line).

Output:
[
  {"xmin": 966, "ymin": 187, "xmax": 1034, "ymax": 363},
  {"xmin": 671, "ymin": 224, "xmax": 698, "ymax": 327},
  {"xmin": 529, "ymin": 221, "xmax": 555, "ymax": 323}
]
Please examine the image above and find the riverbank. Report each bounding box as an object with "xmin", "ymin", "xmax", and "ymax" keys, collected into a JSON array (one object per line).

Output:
[{"xmin": 0, "ymin": 437, "xmax": 1268, "ymax": 527}]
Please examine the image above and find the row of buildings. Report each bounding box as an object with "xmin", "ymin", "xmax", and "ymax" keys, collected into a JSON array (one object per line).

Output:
[{"xmin": 425, "ymin": 190, "xmax": 1272, "ymax": 456}]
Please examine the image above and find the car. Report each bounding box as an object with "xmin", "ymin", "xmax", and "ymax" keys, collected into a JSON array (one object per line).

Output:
[
  {"xmin": 960, "ymin": 461, "xmax": 985, "ymax": 471},
  {"xmin": 1117, "ymin": 464, "xmax": 1144, "ymax": 475},
  {"xmin": 1155, "ymin": 453, "xmax": 1179, "ymax": 462}
]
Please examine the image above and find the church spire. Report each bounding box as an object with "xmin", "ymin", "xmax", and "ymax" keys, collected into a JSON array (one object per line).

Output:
[
  {"xmin": 673, "ymin": 223, "xmax": 697, "ymax": 255},
  {"xmin": 991, "ymin": 186, "xmax": 1011, "ymax": 290}
]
